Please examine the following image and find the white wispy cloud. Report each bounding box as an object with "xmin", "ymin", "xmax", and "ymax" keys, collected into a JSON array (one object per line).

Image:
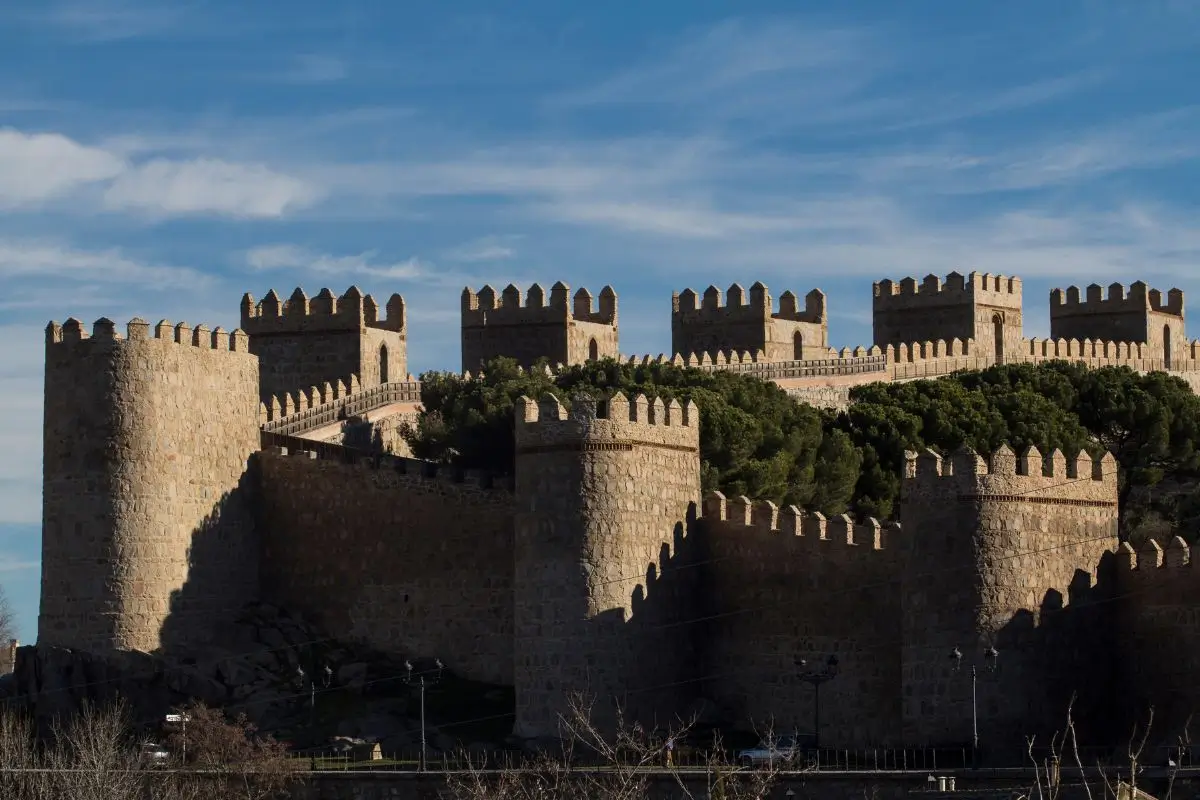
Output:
[
  {"xmin": 441, "ymin": 235, "xmax": 523, "ymax": 263},
  {"xmin": 0, "ymin": 128, "xmax": 318, "ymax": 219},
  {"xmin": 28, "ymin": 0, "xmax": 187, "ymax": 42},
  {"xmin": 104, "ymin": 158, "xmax": 320, "ymax": 218},
  {"xmin": 555, "ymin": 17, "xmax": 876, "ymax": 110},
  {"xmin": 245, "ymin": 244, "xmax": 432, "ymax": 281},
  {"xmin": 274, "ymin": 54, "xmax": 348, "ymax": 84},
  {"xmin": 0, "ymin": 128, "xmax": 124, "ymax": 207},
  {"xmin": 0, "ymin": 239, "xmax": 210, "ymax": 286}
]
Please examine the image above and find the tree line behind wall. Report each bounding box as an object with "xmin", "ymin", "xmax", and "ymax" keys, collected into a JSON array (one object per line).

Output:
[{"xmin": 403, "ymin": 358, "xmax": 1200, "ymax": 543}]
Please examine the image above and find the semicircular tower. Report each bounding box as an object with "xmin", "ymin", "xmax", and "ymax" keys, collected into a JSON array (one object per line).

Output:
[
  {"xmin": 41, "ymin": 317, "xmax": 261, "ymax": 654},
  {"xmin": 512, "ymin": 391, "xmax": 701, "ymax": 740}
]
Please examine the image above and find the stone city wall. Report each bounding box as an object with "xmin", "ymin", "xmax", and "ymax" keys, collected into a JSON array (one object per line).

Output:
[
  {"xmin": 461, "ymin": 283, "xmax": 618, "ymax": 371},
  {"xmin": 512, "ymin": 392, "xmax": 702, "ymax": 739},
  {"xmin": 900, "ymin": 446, "xmax": 1119, "ymax": 754},
  {"xmin": 241, "ymin": 286, "xmax": 407, "ymax": 401},
  {"xmin": 41, "ymin": 317, "xmax": 261, "ymax": 654},
  {"xmin": 698, "ymin": 493, "xmax": 905, "ymax": 747},
  {"xmin": 256, "ymin": 446, "xmax": 516, "ymax": 686},
  {"xmin": 1115, "ymin": 538, "xmax": 1200, "ymax": 743},
  {"xmin": 872, "ymin": 272, "xmax": 1023, "ymax": 355},
  {"xmin": 671, "ymin": 282, "xmax": 829, "ymax": 362}
]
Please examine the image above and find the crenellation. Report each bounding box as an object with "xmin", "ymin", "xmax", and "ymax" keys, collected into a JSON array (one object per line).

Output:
[
  {"xmin": 39, "ymin": 270, "xmax": 1200, "ymax": 755},
  {"xmin": 461, "ymin": 281, "xmax": 618, "ymax": 370}
]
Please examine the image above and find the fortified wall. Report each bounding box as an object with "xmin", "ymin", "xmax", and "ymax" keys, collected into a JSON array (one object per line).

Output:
[
  {"xmin": 872, "ymin": 272, "xmax": 1023, "ymax": 362},
  {"xmin": 41, "ymin": 317, "xmax": 261, "ymax": 654},
  {"xmin": 900, "ymin": 446, "xmax": 1119, "ymax": 753},
  {"xmin": 35, "ymin": 269, "xmax": 1200, "ymax": 755},
  {"xmin": 461, "ymin": 283, "xmax": 618, "ymax": 372},
  {"xmin": 1050, "ymin": 282, "xmax": 1186, "ymax": 369},
  {"xmin": 1115, "ymin": 538, "xmax": 1200, "ymax": 741},
  {"xmin": 513, "ymin": 392, "xmax": 701, "ymax": 739},
  {"xmin": 256, "ymin": 444, "xmax": 516, "ymax": 686},
  {"xmin": 241, "ymin": 286, "xmax": 407, "ymax": 402},
  {"xmin": 671, "ymin": 282, "xmax": 828, "ymax": 362}
]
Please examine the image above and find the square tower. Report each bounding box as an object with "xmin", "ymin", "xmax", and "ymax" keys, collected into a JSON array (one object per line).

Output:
[
  {"xmin": 241, "ymin": 286, "xmax": 407, "ymax": 402},
  {"xmin": 872, "ymin": 272, "xmax": 1023, "ymax": 362},
  {"xmin": 460, "ymin": 282, "xmax": 618, "ymax": 372},
  {"xmin": 671, "ymin": 282, "xmax": 828, "ymax": 362},
  {"xmin": 1049, "ymin": 282, "xmax": 1185, "ymax": 367}
]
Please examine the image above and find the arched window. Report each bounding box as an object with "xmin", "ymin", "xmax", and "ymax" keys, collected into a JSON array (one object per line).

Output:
[
  {"xmin": 992, "ymin": 314, "xmax": 1004, "ymax": 364},
  {"xmin": 379, "ymin": 344, "xmax": 389, "ymax": 383},
  {"xmin": 793, "ymin": 331, "xmax": 804, "ymax": 360},
  {"xmin": 1164, "ymin": 324, "xmax": 1173, "ymax": 369},
  {"xmin": 588, "ymin": 338, "xmax": 599, "ymax": 361}
]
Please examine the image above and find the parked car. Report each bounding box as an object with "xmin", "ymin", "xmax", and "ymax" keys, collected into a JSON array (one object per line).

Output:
[
  {"xmin": 138, "ymin": 741, "xmax": 170, "ymax": 766},
  {"xmin": 737, "ymin": 735, "xmax": 803, "ymax": 767}
]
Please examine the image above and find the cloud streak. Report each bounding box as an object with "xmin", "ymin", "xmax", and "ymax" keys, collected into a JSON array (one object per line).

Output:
[{"xmin": 0, "ymin": 128, "xmax": 318, "ymax": 219}]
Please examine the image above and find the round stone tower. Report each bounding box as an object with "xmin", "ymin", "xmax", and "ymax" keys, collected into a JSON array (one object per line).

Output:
[
  {"xmin": 512, "ymin": 391, "xmax": 701, "ymax": 740},
  {"xmin": 41, "ymin": 316, "xmax": 261, "ymax": 654},
  {"xmin": 899, "ymin": 444, "xmax": 1118, "ymax": 757}
]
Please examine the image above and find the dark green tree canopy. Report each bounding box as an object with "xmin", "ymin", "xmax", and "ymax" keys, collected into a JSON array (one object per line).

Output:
[{"xmin": 403, "ymin": 358, "xmax": 1200, "ymax": 539}]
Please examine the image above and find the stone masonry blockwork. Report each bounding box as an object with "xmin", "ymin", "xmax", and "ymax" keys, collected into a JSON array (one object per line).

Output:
[
  {"xmin": 257, "ymin": 450, "xmax": 517, "ymax": 686},
  {"xmin": 34, "ymin": 270, "xmax": 1200, "ymax": 754},
  {"xmin": 41, "ymin": 317, "xmax": 261, "ymax": 654},
  {"xmin": 512, "ymin": 392, "xmax": 701, "ymax": 739}
]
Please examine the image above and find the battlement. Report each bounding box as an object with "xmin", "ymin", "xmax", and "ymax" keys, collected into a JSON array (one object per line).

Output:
[
  {"xmin": 515, "ymin": 391, "xmax": 698, "ymax": 430},
  {"xmin": 1050, "ymin": 282, "xmax": 1184, "ymax": 318},
  {"xmin": 461, "ymin": 282, "xmax": 617, "ymax": 326},
  {"xmin": 260, "ymin": 443, "xmax": 514, "ymax": 493},
  {"xmin": 259, "ymin": 376, "xmax": 422, "ymax": 436},
  {"xmin": 1116, "ymin": 537, "xmax": 1197, "ymax": 572},
  {"xmin": 672, "ymin": 282, "xmax": 826, "ymax": 323},
  {"xmin": 700, "ymin": 491, "xmax": 898, "ymax": 554},
  {"xmin": 873, "ymin": 271, "xmax": 1022, "ymax": 306},
  {"xmin": 240, "ymin": 286, "xmax": 406, "ymax": 334},
  {"xmin": 904, "ymin": 444, "xmax": 1118, "ymax": 503},
  {"xmin": 46, "ymin": 317, "xmax": 251, "ymax": 353}
]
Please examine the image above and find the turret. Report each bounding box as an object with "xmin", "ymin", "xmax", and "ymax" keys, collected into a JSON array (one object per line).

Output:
[
  {"xmin": 512, "ymin": 392, "xmax": 701, "ymax": 739},
  {"xmin": 240, "ymin": 286, "xmax": 407, "ymax": 400},
  {"xmin": 899, "ymin": 444, "xmax": 1118, "ymax": 756},
  {"xmin": 41, "ymin": 316, "xmax": 261, "ymax": 654},
  {"xmin": 460, "ymin": 282, "xmax": 619, "ymax": 372}
]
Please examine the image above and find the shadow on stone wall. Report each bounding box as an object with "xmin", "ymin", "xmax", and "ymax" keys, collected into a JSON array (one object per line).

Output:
[
  {"xmin": 159, "ymin": 460, "xmax": 262, "ymax": 656},
  {"xmin": 985, "ymin": 554, "xmax": 1124, "ymax": 761},
  {"xmin": 617, "ymin": 506, "xmax": 719, "ymax": 734}
]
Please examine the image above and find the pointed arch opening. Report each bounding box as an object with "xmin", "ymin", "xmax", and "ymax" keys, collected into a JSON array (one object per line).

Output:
[
  {"xmin": 588, "ymin": 338, "xmax": 599, "ymax": 361},
  {"xmin": 992, "ymin": 314, "xmax": 1004, "ymax": 364},
  {"xmin": 1164, "ymin": 324, "xmax": 1173, "ymax": 369},
  {"xmin": 379, "ymin": 344, "xmax": 390, "ymax": 383},
  {"xmin": 793, "ymin": 331, "xmax": 804, "ymax": 360}
]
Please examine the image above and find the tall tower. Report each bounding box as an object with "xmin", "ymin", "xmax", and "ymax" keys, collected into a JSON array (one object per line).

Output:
[
  {"xmin": 1049, "ymin": 282, "xmax": 1185, "ymax": 368},
  {"xmin": 899, "ymin": 445, "xmax": 1118, "ymax": 754},
  {"xmin": 241, "ymin": 286, "xmax": 406, "ymax": 402},
  {"xmin": 512, "ymin": 392, "xmax": 700, "ymax": 740},
  {"xmin": 460, "ymin": 282, "xmax": 618, "ymax": 372},
  {"xmin": 41, "ymin": 317, "xmax": 262, "ymax": 654},
  {"xmin": 671, "ymin": 282, "xmax": 828, "ymax": 362},
  {"xmin": 873, "ymin": 272, "xmax": 1023, "ymax": 364}
]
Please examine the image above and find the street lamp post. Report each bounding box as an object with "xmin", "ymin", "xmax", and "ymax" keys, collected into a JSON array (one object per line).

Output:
[
  {"xmin": 950, "ymin": 645, "xmax": 998, "ymax": 765},
  {"xmin": 404, "ymin": 658, "xmax": 445, "ymax": 771},
  {"xmin": 795, "ymin": 655, "xmax": 839, "ymax": 753},
  {"xmin": 165, "ymin": 713, "xmax": 190, "ymax": 764}
]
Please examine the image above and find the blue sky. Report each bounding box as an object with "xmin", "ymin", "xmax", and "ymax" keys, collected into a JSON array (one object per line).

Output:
[{"xmin": 1, "ymin": 0, "xmax": 1199, "ymax": 642}]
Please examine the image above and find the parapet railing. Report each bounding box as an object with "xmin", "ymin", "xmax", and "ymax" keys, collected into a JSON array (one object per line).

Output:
[
  {"xmin": 703, "ymin": 354, "xmax": 888, "ymax": 379},
  {"xmin": 261, "ymin": 380, "xmax": 422, "ymax": 437}
]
